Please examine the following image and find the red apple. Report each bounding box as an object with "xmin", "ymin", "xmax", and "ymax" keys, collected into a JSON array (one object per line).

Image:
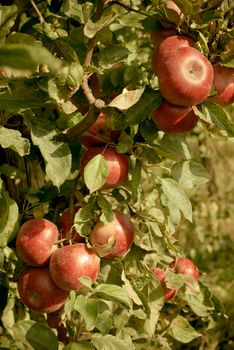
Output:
[
  {"xmin": 150, "ymin": 28, "xmax": 178, "ymax": 49},
  {"xmin": 89, "ymin": 210, "xmax": 134, "ymax": 259},
  {"xmin": 172, "ymin": 258, "xmax": 199, "ymax": 280},
  {"xmin": 152, "ymin": 35, "xmax": 195, "ymax": 74},
  {"xmin": 49, "ymin": 243, "xmax": 100, "ymax": 291},
  {"xmin": 80, "ymin": 113, "xmax": 121, "ymax": 148},
  {"xmin": 80, "ymin": 147, "xmax": 129, "ymax": 189},
  {"xmin": 152, "ymin": 268, "xmax": 177, "ymax": 301},
  {"xmin": 157, "ymin": 46, "xmax": 214, "ymax": 106},
  {"xmin": 17, "ymin": 266, "xmax": 68, "ymax": 313},
  {"xmin": 16, "ymin": 218, "xmax": 59, "ymax": 266},
  {"xmin": 60, "ymin": 206, "xmax": 84, "ymax": 243},
  {"xmin": 151, "ymin": 99, "xmax": 198, "ymax": 133},
  {"xmin": 207, "ymin": 64, "xmax": 234, "ymax": 106}
]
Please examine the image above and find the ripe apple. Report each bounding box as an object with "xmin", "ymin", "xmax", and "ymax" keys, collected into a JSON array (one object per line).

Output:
[
  {"xmin": 80, "ymin": 147, "xmax": 129, "ymax": 189},
  {"xmin": 172, "ymin": 257, "xmax": 199, "ymax": 280},
  {"xmin": 17, "ymin": 266, "xmax": 68, "ymax": 313},
  {"xmin": 152, "ymin": 267, "xmax": 177, "ymax": 301},
  {"xmin": 49, "ymin": 243, "xmax": 100, "ymax": 291},
  {"xmin": 152, "ymin": 35, "xmax": 195, "ymax": 74},
  {"xmin": 151, "ymin": 99, "xmax": 198, "ymax": 133},
  {"xmin": 207, "ymin": 64, "xmax": 234, "ymax": 106},
  {"xmin": 157, "ymin": 46, "xmax": 214, "ymax": 106},
  {"xmin": 60, "ymin": 206, "xmax": 84, "ymax": 243},
  {"xmin": 16, "ymin": 218, "xmax": 59, "ymax": 266},
  {"xmin": 89, "ymin": 210, "xmax": 134, "ymax": 259},
  {"xmin": 80, "ymin": 113, "xmax": 121, "ymax": 148},
  {"xmin": 150, "ymin": 28, "xmax": 177, "ymax": 49}
]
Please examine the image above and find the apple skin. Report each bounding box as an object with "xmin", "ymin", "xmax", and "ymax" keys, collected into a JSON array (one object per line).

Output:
[
  {"xmin": 151, "ymin": 99, "xmax": 198, "ymax": 133},
  {"xmin": 207, "ymin": 64, "xmax": 234, "ymax": 106},
  {"xmin": 89, "ymin": 210, "xmax": 134, "ymax": 259},
  {"xmin": 80, "ymin": 147, "xmax": 129, "ymax": 189},
  {"xmin": 60, "ymin": 206, "xmax": 84, "ymax": 243},
  {"xmin": 152, "ymin": 268, "xmax": 177, "ymax": 301},
  {"xmin": 16, "ymin": 219, "xmax": 59, "ymax": 267},
  {"xmin": 157, "ymin": 46, "xmax": 214, "ymax": 106},
  {"xmin": 152, "ymin": 35, "xmax": 195, "ymax": 75},
  {"xmin": 150, "ymin": 29, "xmax": 178, "ymax": 49},
  {"xmin": 80, "ymin": 113, "xmax": 121, "ymax": 148},
  {"xmin": 17, "ymin": 266, "xmax": 68, "ymax": 313},
  {"xmin": 49, "ymin": 243, "xmax": 100, "ymax": 291},
  {"xmin": 172, "ymin": 258, "xmax": 199, "ymax": 280}
]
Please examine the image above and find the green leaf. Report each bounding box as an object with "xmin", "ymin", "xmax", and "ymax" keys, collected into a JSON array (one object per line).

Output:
[
  {"xmin": 131, "ymin": 159, "xmax": 141, "ymax": 201},
  {"xmin": 0, "ymin": 45, "xmax": 61, "ymax": 72},
  {"xmin": 84, "ymin": 15, "xmax": 114, "ymax": 39},
  {"xmin": 172, "ymin": 0, "xmax": 197, "ymax": 15},
  {"xmin": 124, "ymin": 89, "xmax": 162, "ymax": 127},
  {"xmin": 98, "ymin": 45, "xmax": 129, "ymax": 66},
  {"xmin": 74, "ymin": 296, "xmax": 98, "ymax": 331},
  {"xmin": 199, "ymin": 103, "xmax": 234, "ymax": 137},
  {"xmin": 27, "ymin": 117, "xmax": 71, "ymax": 188},
  {"xmin": 56, "ymin": 62, "xmax": 84, "ymax": 89},
  {"xmin": 116, "ymin": 131, "xmax": 134, "ymax": 154},
  {"xmin": 61, "ymin": 0, "xmax": 84, "ymax": 23},
  {"xmin": 98, "ymin": 194, "xmax": 114, "ymax": 223},
  {"xmin": 64, "ymin": 343, "xmax": 95, "ymax": 350},
  {"xmin": 169, "ymin": 315, "xmax": 202, "ymax": 343},
  {"xmin": 171, "ymin": 160, "xmax": 211, "ymax": 189},
  {"xmin": 0, "ymin": 186, "xmax": 19, "ymax": 248},
  {"xmin": 91, "ymin": 334, "xmax": 135, "ymax": 350},
  {"xmin": 0, "ymin": 5, "xmax": 18, "ymax": 39},
  {"xmin": 108, "ymin": 88, "xmax": 144, "ymax": 111},
  {"xmin": 84, "ymin": 154, "xmax": 108, "ymax": 193},
  {"xmin": 0, "ymin": 127, "xmax": 30, "ymax": 156},
  {"xmin": 13, "ymin": 320, "xmax": 58, "ymax": 350},
  {"xmin": 160, "ymin": 178, "xmax": 193, "ymax": 222},
  {"xmin": 160, "ymin": 134, "xmax": 192, "ymax": 160},
  {"xmin": 94, "ymin": 284, "xmax": 133, "ymax": 308}
]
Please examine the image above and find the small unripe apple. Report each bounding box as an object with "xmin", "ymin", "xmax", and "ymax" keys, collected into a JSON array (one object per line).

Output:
[
  {"xmin": 80, "ymin": 147, "xmax": 129, "ymax": 189},
  {"xmin": 172, "ymin": 257, "xmax": 199, "ymax": 280},
  {"xmin": 151, "ymin": 99, "xmax": 198, "ymax": 133},
  {"xmin": 157, "ymin": 46, "xmax": 214, "ymax": 106},
  {"xmin": 207, "ymin": 64, "xmax": 234, "ymax": 106},
  {"xmin": 17, "ymin": 266, "xmax": 68, "ymax": 313},
  {"xmin": 49, "ymin": 243, "xmax": 100, "ymax": 291},
  {"xmin": 152, "ymin": 268, "xmax": 177, "ymax": 301},
  {"xmin": 60, "ymin": 206, "xmax": 84, "ymax": 243},
  {"xmin": 89, "ymin": 210, "xmax": 134, "ymax": 259},
  {"xmin": 16, "ymin": 218, "xmax": 59, "ymax": 266},
  {"xmin": 80, "ymin": 113, "xmax": 121, "ymax": 148}
]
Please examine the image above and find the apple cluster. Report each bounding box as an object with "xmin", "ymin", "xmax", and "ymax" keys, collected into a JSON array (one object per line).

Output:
[
  {"xmin": 152, "ymin": 257, "xmax": 199, "ymax": 301},
  {"xmin": 151, "ymin": 24, "xmax": 234, "ymax": 133}
]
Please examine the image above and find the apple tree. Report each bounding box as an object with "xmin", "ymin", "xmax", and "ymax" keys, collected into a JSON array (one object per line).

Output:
[{"xmin": 0, "ymin": 1, "xmax": 233, "ymax": 349}]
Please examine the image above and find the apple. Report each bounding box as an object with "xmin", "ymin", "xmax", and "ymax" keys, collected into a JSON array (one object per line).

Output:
[
  {"xmin": 80, "ymin": 147, "xmax": 129, "ymax": 189},
  {"xmin": 17, "ymin": 266, "xmax": 68, "ymax": 313},
  {"xmin": 207, "ymin": 64, "xmax": 234, "ymax": 106},
  {"xmin": 151, "ymin": 99, "xmax": 198, "ymax": 133},
  {"xmin": 89, "ymin": 210, "xmax": 134, "ymax": 259},
  {"xmin": 80, "ymin": 113, "xmax": 121, "ymax": 148},
  {"xmin": 157, "ymin": 46, "xmax": 214, "ymax": 106},
  {"xmin": 60, "ymin": 206, "xmax": 84, "ymax": 243},
  {"xmin": 152, "ymin": 268, "xmax": 177, "ymax": 301},
  {"xmin": 172, "ymin": 257, "xmax": 199, "ymax": 280},
  {"xmin": 152, "ymin": 35, "xmax": 195, "ymax": 74},
  {"xmin": 16, "ymin": 218, "xmax": 59, "ymax": 266},
  {"xmin": 150, "ymin": 28, "xmax": 178, "ymax": 49},
  {"xmin": 49, "ymin": 243, "xmax": 100, "ymax": 291}
]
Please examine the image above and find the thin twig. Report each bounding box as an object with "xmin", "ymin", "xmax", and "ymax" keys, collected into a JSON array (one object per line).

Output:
[
  {"xmin": 30, "ymin": 0, "xmax": 45, "ymax": 24},
  {"xmin": 107, "ymin": 0, "xmax": 157, "ymax": 19}
]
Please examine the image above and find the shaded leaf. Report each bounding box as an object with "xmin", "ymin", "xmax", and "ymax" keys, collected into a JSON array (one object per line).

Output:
[
  {"xmin": 0, "ymin": 5, "xmax": 18, "ymax": 39},
  {"xmin": 64, "ymin": 343, "xmax": 94, "ymax": 350},
  {"xmin": 94, "ymin": 284, "xmax": 133, "ymax": 308},
  {"xmin": 171, "ymin": 160, "xmax": 211, "ymax": 188},
  {"xmin": 74, "ymin": 296, "xmax": 98, "ymax": 331},
  {"xmin": 0, "ymin": 127, "xmax": 30, "ymax": 156},
  {"xmin": 91, "ymin": 334, "xmax": 135, "ymax": 350},
  {"xmin": 169, "ymin": 315, "xmax": 201, "ymax": 343},
  {"xmin": 84, "ymin": 15, "xmax": 114, "ymax": 38}
]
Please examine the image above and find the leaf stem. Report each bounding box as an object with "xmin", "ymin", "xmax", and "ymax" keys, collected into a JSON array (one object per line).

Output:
[{"xmin": 30, "ymin": 0, "xmax": 45, "ymax": 24}]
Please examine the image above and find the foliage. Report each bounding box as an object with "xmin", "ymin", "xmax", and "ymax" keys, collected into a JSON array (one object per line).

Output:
[{"xmin": 0, "ymin": 0, "xmax": 233, "ymax": 349}]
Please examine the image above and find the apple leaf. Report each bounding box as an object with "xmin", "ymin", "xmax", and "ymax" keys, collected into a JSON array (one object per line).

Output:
[
  {"xmin": 116, "ymin": 131, "xmax": 134, "ymax": 154},
  {"xmin": 61, "ymin": 1, "xmax": 84, "ymax": 23},
  {"xmin": 84, "ymin": 154, "xmax": 108, "ymax": 193},
  {"xmin": 172, "ymin": 0, "xmax": 197, "ymax": 15},
  {"xmin": 0, "ymin": 127, "xmax": 30, "ymax": 156},
  {"xmin": 97, "ymin": 45, "xmax": 129, "ymax": 66},
  {"xmin": 27, "ymin": 117, "xmax": 72, "ymax": 188},
  {"xmin": 171, "ymin": 160, "xmax": 211, "ymax": 188},
  {"xmin": 74, "ymin": 296, "xmax": 98, "ymax": 331},
  {"xmin": 169, "ymin": 315, "xmax": 202, "ymax": 343},
  {"xmin": 131, "ymin": 158, "xmax": 142, "ymax": 202},
  {"xmin": 160, "ymin": 178, "xmax": 193, "ymax": 222},
  {"xmin": 0, "ymin": 186, "xmax": 19, "ymax": 248},
  {"xmin": 108, "ymin": 88, "xmax": 144, "ymax": 110},
  {"xmin": 97, "ymin": 194, "xmax": 114, "ymax": 223},
  {"xmin": 94, "ymin": 284, "xmax": 133, "ymax": 309},
  {"xmin": 91, "ymin": 334, "xmax": 135, "ymax": 350},
  {"xmin": 0, "ymin": 44, "xmax": 61, "ymax": 72},
  {"xmin": 13, "ymin": 320, "xmax": 58, "ymax": 350},
  {"xmin": 0, "ymin": 5, "xmax": 18, "ymax": 39},
  {"xmin": 64, "ymin": 343, "xmax": 95, "ymax": 350},
  {"xmin": 56, "ymin": 62, "xmax": 84, "ymax": 89},
  {"xmin": 160, "ymin": 134, "xmax": 193, "ymax": 160},
  {"xmin": 84, "ymin": 15, "xmax": 114, "ymax": 38}
]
